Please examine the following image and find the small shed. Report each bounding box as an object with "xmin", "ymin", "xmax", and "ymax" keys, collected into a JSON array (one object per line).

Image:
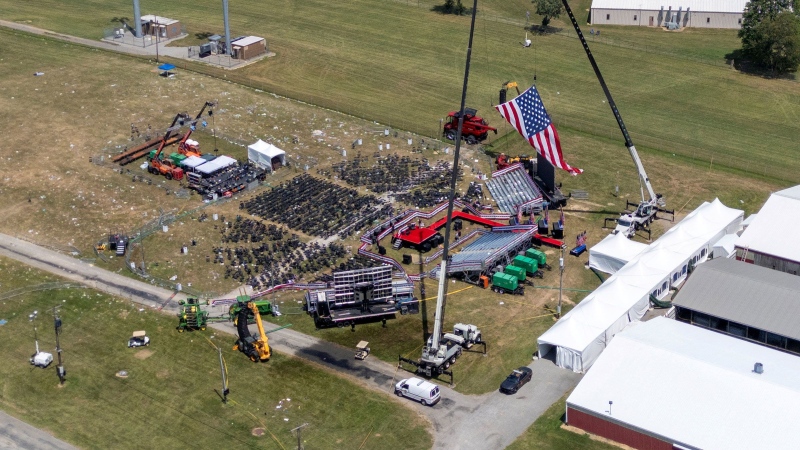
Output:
[
  {"xmin": 248, "ymin": 139, "xmax": 286, "ymax": 172},
  {"xmin": 231, "ymin": 36, "xmax": 267, "ymax": 60},
  {"xmin": 140, "ymin": 15, "xmax": 182, "ymax": 39}
]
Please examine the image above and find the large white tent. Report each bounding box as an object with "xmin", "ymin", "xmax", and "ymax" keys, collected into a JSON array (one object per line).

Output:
[
  {"xmin": 248, "ymin": 139, "xmax": 286, "ymax": 173},
  {"xmin": 538, "ymin": 199, "xmax": 743, "ymax": 372},
  {"xmin": 588, "ymin": 232, "xmax": 648, "ymax": 274}
]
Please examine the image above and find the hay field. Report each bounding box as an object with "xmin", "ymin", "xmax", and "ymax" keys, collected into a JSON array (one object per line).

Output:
[{"xmin": 1, "ymin": 0, "xmax": 798, "ymax": 183}]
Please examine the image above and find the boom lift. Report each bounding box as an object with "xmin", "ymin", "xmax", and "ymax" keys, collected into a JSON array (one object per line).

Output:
[
  {"xmin": 560, "ymin": 0, "xmax": 673, "ymax": 238},
  {"xmin": 399, "ymin": 2, "xmax": 485, "ymax": 384},
  {"xmin": 177, "ymin": 101, "xmax": 215, "ymax": 158},
  {"xmin": 233, "ymin": 300, "xmax": 271, "ymax": 362},
  {"xmin": 148, "ymin": 112, "xmax": 188, "ymax": 181}
]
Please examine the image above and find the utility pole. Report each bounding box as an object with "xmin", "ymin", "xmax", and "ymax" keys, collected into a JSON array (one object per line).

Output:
[
  {"xmin": 290, "ymin": 423, "xmax": 308, "ymax": 450},
  {"xmin": 29, "ymin": 310, "xmax": 40, "ymax": 354},
  {"xmin": 557, "ymin": 245, "xmax": 565, "ymax": 319},
  {"xmin": 218, "ymin": 346, "xmax": 229, "ymax": 403},
  {"xmin": 52, "ymin": 305, "xmax": 66, "ymax": 385},
  {"xmin": 154, "ymin": 17, "xmax": 160, "ymax": 63}
]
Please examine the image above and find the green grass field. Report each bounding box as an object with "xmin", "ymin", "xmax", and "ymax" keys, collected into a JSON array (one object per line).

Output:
[
  {"xmin": 0, "ymin": 257, "xmax": 432, "ymax": 449},
  {"xmin": 507, "ymin": 394, "xmax": 617, "ymax": 450},
  {"xmin": 2, "ymin": 0, "xmax": 797, "ymax": 184}
]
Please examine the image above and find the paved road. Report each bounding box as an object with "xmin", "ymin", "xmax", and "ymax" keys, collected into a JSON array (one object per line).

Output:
[
  {"xmin": 0, "ymin": 233, "xmax": 581, "ymax": 449},
  {"xmin": 0, "ymin": 19, "xmax": 188, "ymax": 59},
  {"xmin": 0, "ymin": 411, "xmax": 77, "ymax": 450}
]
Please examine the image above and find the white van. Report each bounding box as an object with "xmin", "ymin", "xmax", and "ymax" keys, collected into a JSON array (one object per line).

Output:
[{"xmin": 395, "ymin": 377, "xmax": 441, "ymax": 406}]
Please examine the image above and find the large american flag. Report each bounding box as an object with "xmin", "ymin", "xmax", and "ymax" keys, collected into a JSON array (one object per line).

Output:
[{"xmin": 495, "ymin": 85, "xmax": 583, "ymax": 175}]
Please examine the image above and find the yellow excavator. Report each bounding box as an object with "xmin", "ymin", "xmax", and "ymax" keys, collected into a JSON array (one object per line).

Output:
[{"xmin": 233, "ymin": 300, "xmax": 271, "ymax": 362}]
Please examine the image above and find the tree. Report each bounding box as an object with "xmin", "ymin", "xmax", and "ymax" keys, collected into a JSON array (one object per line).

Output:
[
  {"xmin": 747, "ymin": 12, "xmax": 800, "ymax": 73},
  {"xmin": 443, "ymin": 0, "xmax": 455, "ymax": 13},
  {"xmin": 738, "ymin": 0, "xmax": 793, "ymax": 47},
  {"xmin": 440, "ymin": 0, "xmax": 465, "ymax": 15},
  {"xmin": 534, "ymin": 0, "xmax": 564, "ymax": 29},
  {"xmin": 454, "ymin": 0, "xmax": 466, "ymax": 15}
]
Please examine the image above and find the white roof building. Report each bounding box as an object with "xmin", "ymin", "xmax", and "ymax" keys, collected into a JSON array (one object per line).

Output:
[
  {"xmin": 566, "ymin": 317, "xmax": 800, "ymax": 450},
  {"xmin": 140, "ymin": 14, "xmax": 179, "ymax": 26},
  {"xmin": 232, "ymin": 36, "xmax": 265, "ymax": 47},
  {"xmin": 590, "ymin": 0, "xmax": 747, "ymax": 28},
  {"xmin": 590, "ymin": 0, "xmax": 747, "ymax": 13},
  {"xmin": 736, "ymin": 185, "xmax": 800, "ymax": 276},
  {"xmin": 538, "ymin": 199, "xmax": 743, "ymax": 372}
]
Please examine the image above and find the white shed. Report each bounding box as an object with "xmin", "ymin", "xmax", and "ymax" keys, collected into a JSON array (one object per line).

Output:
[{"xmin": 248, "ymin": 139, "xmax": 286, "ymax": 173}]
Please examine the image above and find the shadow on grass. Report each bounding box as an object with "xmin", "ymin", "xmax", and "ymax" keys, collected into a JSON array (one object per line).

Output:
[
  {"xmin": 430, "ymin": 5, "xmax": 473, "ymax": 16},
  {"xmin": 528, "ymin": 24, "xmax": 564, "ymax": 35},
  {"xmin": 724, "ymin": 49, "xmax": 798, "ymax": 81}
]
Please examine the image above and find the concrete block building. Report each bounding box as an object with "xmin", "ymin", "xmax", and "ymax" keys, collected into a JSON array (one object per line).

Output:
[{"xmin": 590, "ymin": 0, "xmax": 747, "ymax": 28}]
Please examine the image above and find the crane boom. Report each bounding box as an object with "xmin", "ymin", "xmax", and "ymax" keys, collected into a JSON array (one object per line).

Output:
[
  {"xmin": 560, "ymin": 0, "xmax": 659, "ymax": 205},
  {"xmin": 426, "ymin": 0, "xmax": 479, "ymax": 354},
  {"xmin": 179, "ymin": 101, "xmax": 215, "ymax": 149},
  {"xmin": 153, "ymin": 113, "xmax": 188, "ymax": 162}
]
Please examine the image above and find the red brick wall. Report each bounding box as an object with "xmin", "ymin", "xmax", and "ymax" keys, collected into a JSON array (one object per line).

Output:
[{"xmin": 567, "ymin": 407, "xmax": 674, "ymax": 450}]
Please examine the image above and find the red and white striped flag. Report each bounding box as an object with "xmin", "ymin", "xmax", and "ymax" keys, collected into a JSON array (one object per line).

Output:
[{"xmin": 495, "ymin": 85, "xmax": 583, "ymax": 175}]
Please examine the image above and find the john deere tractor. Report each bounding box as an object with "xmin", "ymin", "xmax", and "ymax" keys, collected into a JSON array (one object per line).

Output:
[{"xmin": 177, "ymin": 297, "xmax": 209, "ymax": 332}]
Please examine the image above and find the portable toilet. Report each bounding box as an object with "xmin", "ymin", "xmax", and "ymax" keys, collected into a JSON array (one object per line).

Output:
[{"xmin": 504, "ymin": 264, "xmax": 526, "ymax": 281}]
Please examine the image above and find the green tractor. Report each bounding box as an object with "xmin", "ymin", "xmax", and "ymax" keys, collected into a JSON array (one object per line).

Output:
[
  {"xmin": 177, "ymin": 297, "xmax": 209, "ymax": 332},
  {"xmin": 228, "ymin": 295, "xmax": 277, "ymax": 324}
]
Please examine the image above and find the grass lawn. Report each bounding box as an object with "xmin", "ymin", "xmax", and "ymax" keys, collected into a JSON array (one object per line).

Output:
[
  {"xmin": 1, "ymin": 0, "xmax": 798, "ymax": 184},
  {"xmin": 0, "ymin": 257, "xmax": 432, "ymax": 449},
  {"xmin": 507, "ymin": 394, "xmax": 618, "ymax": 450}
]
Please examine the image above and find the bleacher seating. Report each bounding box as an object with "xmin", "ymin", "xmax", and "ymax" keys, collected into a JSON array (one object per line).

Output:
[{"xmin": 486, "ymin": 164, "xmax": 543, "ymax": 214}]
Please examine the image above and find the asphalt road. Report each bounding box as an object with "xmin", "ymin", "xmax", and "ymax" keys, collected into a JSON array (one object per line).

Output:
[
  {"xmin": 0, "ymin": 411, "xmax": 77, "ymax": 450},
  {"xmin": 0, "ymin": 233, "xmax": 581, "ymax": 449}
]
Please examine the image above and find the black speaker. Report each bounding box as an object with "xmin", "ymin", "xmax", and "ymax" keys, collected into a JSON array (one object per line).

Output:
[
  {"xmin": 499, "ymin": 89, "xmax": 507, "ymax": 104},
  {"xmin": 402, "ymin": 254, "xmax": 412, "ymax": 264},
  {"xmin": 453, "ymin": 218, "xmax": 463, "ymax": 231},
  {"xmin": 378, "ymin": 245, "xmax": 386, "ymax": 255},
  {"xmin": 552, "ymin": 228, "xmax": 564, "ymax": 239},
  {"xmin": 538, "ymin": 220, "xmax": 548, "ymax": 235}
]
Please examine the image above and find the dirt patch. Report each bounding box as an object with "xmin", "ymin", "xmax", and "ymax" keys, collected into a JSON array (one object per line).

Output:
[
  {"xmin": 156, "ymin": 369, "xmax": 169, "ymax": 379},
  {"xmin": 561, "ymin": 424, "xmax": 634, "ymax": 450},
  {"xmin": 134, "ymin": 349, "xmax": 153, "ymax": 360},
  {"xmin": 251, "ymin": 427, "xmax": 265, "ymax": 437}
]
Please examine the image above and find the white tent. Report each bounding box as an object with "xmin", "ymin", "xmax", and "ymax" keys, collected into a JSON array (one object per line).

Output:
[
  {"xmin": 248, "ymin": 139, "xmax": 286, "ymax": 173},
  {"xmin": 538, "ymin": 198, "xmax": 743, "ymax": 372},
  {"xmin": 538, "ymin": 276, "xmax": 651, "ymax": 372},
  {"xmin": 712, "ymin": 234, "xmax": 738, "ymax": 259},
  {"xmin": 197, "ymin": 155, "xmax": 236, "ymax": 175},
  {"xmin": 588, "ymin": 232, "xmax": 648, "ymax": 274},
  {"xmin": 180, "ymin": 155, "xmax": 207, "ymax": 169}
]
